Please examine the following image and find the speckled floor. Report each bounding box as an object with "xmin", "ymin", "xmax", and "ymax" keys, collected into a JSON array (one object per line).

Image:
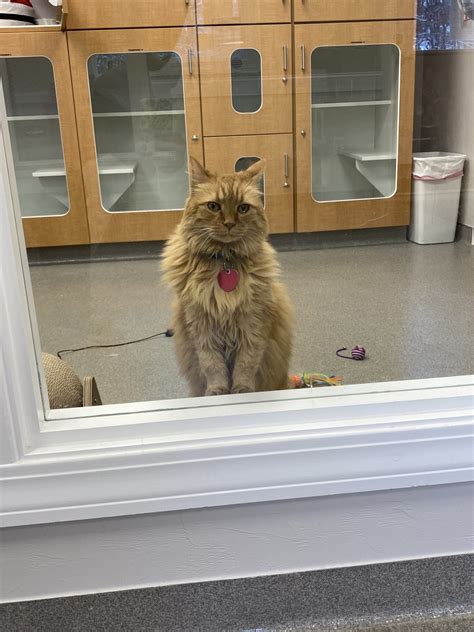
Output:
[
  {"xmin": 29, "ymin": 231, "xmax": 473, "ymax": 405},
  {"xmin": 0, "ymin": 555, "xmax": 472, "ymax": 631}
]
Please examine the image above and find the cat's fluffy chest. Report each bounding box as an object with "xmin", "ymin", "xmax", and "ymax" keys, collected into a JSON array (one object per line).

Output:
[{"xmin": 191, "ymin": 259, "xmax": 260, "ymax": 315}]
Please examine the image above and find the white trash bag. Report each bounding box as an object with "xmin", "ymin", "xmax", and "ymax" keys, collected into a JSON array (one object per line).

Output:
[{"xmin": 412, "ymin": 152, "xmax": 466, "ymax": 181}]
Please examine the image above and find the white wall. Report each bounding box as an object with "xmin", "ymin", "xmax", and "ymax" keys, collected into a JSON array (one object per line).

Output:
[
  {"xmin": 419, "ymin": 49, "xmax": 474, "ymax": 227},
  {"xmin": 1, "ymin": 482, "xmax": 473, "ymax": 603}
]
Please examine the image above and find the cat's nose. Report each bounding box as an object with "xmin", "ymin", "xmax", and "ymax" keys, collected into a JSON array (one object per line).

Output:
[{"xmin": 224, "ymin": 220, "xmax": 235, "ymax": 230}]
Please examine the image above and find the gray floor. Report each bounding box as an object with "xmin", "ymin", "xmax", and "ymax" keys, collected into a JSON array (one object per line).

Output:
[
  {"xmin": 0, "ymin": 555, "xmax": 472, "ymax": 631},
  {"xmin": 29, "ymin": 234, "xmax": 473, "ymax": 405}
]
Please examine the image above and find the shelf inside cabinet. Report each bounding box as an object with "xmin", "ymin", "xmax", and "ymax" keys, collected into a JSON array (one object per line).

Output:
[
  {"xmin": 312, "ymin": 100, "xmax": 392, "ymax": 109},
  {"xmin": 32, "ymin": 158, "xmax": 137, "ymax": 209},
  {"xmin": 92, "ymin": 110, "xmax": 185, "ymax": 119},
  {"xmin": 339, "ymin": 149, "xmax": 396, "ymax": 161},
  {"xmin": 7, "ymin": 115, "xmax": 59, "ymax": 121},
  {"xmin": 338, "ymin": 150, "xmax": 396, "ymax": 197}
]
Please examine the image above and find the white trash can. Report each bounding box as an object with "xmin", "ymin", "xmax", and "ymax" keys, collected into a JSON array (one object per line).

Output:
[{"xmin": 408, "ymin": 152, "xmax": 466, "ymax": 244}]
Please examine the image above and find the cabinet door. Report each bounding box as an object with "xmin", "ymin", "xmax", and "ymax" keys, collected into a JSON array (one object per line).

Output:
[
  {"xmin": 197, "ymin": 0, "xmax": 290, "ymax": 25},
  {"xmin": 199, "ymin": 25, "xmax": 292, "ymax": 136},
  {"xmin": 295, "ymin": 21, "xmax": 415, "ymax": 233},
  {"xmin": 67, "ymin": 0, "xmax": 195, "ymax": 29},
  {"xmin": 294, "ymin": 0, "xmax": 416, "ymax": 22},
  {"xmin": 204, "ymin": 134, "xmax": 294, "ymax": 234},
  {"xmin": 68, "ymin": 28, "xmax": 203, "ymax": 244},
  {"xmin": 0, "ymin": 33, "xmax": 89, "ymax": 248}
]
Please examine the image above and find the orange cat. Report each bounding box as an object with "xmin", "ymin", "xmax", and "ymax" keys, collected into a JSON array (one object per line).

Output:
[{"xmin": 162, "ymin": 157, "xmax": 294, "ymax": 397}]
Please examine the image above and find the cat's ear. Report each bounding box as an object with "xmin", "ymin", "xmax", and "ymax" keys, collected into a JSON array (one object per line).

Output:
[
  {"xmin": 243, "ymin": 159, "xmax": 266, "ymax": 184},
  {"xmin": 188, "ymin": 156, "xmax": 212, "ymax": 189}
]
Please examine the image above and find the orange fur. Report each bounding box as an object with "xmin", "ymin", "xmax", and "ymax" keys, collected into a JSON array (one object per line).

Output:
[{"xmin": 162, "ymin": 157, "xmax": 294, "ymax": 397}]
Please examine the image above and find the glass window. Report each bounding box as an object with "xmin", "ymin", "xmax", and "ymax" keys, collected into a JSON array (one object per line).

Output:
[
  {"xmin": 0, "ymin": 57, "xmax": 69, "ymax": 217},
  {"xmin": 416, "ymin": 0, "xmax": 473, "ymax": 50},
  {"xmin": 87, "ymin": 52, "xmax": 188, "ymax": 212},
  {"xmin": 230, "ymin": 49, "xmax": 262, "ymax": 113},
  {"xmin": 2, "ymin": 8, "xmax": 470, "ymax": 422},
  {"xmin": 311, "ymin": 44, "xmax": 400, "ymax": 202}
]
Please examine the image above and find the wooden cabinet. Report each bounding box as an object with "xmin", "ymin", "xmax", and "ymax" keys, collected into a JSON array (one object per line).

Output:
[
  {"xmin": 198, "ymin": 25, "xmax": 292, "ymax": 136},
  {"xmin": 295, "ymin": 20, "xmax": 415, "ymax": 233},
  {"xmin": 294, "ymin": 0, "xmax": 416, "ymax": 23},
  {"xmin": 204, "ymin": 134, "xmax": 294, "ymax": 234},
  {"xmin": 196, "ymin": 0, "xmax": 291, "ymax": 25},
  {"xmin": 68, "ymin": 28, "xmax": 203, "ymax": 244},
  {"xmin": 0, "ymin": 32, "xmax": 89, "ymax": 248},
  {"xmin": 66, "ymin": 0, "xmax": 195, "ymax": 30},
  {"xmin": 4, "ymin": 4, "xmax": 417, "ymax": 247}
]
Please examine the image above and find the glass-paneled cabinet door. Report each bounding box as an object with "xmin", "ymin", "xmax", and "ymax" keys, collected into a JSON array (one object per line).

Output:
[
  {"xmin": 204, "ymin": 134, "xmax": 294, "ymax": 234},
  {"xmin": 295, "ymin": 20, "xmax": 415, "ymax": 233},
  {"xmin": 199, "ymin": 25, "xmax": 292, "ymax": 136},
  {"xmin": 197, "ymin": 0, "xmax": 290, "ymax": 25},
  {"xmin": 294, "ymin": 0, "xmax": 416, "ymax": 22},
  {"xmin": 67, "ymin": 0, "xmax": 196, "ymax": 29},
  {"xmin": 68, "ymin": 28, "xmax": 203, "ymax": 244},
  {"xmin": 0, "ymin": 33, "xmax": 89, "ymax": 248}
]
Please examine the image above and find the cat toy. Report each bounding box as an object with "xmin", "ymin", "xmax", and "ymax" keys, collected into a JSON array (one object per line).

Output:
[
  {"xmin": 336, "ymin": 345, "xmax": 366, "ymax": 360},
  {"xmin": 289, "ymin": 373, "xmax": 343, "ymax": 388}
]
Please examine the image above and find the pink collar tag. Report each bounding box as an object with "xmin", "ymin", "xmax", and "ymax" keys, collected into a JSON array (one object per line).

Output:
[{"xmin": 217, "ymin": 268, "xmax": 239, "ymax": 292}]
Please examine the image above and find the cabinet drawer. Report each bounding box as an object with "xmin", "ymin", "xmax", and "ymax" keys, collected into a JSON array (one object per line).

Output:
[
  {"xmin": 294, "ymin": 0, "xmax": 416, "ymax": 23},
  {"xmin": 199, "ymin": 25, "xmax": 292, "ymax": 136},
  {"xmin": 204, "ymin": 134, "xmax": 294, "ymax": 234},
  {"xmin": 196, "ymin": 0, "xmax": 291, "ymax": 25},
  {"xmin": 67, "ymin": 0, "xmax": 195, "ymax": 29}
]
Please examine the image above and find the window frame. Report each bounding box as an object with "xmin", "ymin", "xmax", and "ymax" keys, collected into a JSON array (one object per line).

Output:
[{"xmin": 1, "ymin": 117, "xmax": 473, "ymax": 529}]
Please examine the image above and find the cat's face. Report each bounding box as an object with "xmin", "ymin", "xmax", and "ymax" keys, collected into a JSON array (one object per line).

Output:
[{"xmin": 184, "ymin": 157, "xmax": 268, "ymax": 247}]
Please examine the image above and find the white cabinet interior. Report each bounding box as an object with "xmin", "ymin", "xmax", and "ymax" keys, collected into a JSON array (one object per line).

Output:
[
  {"xmin": 311, "ymin": 44, "xmax": 400, "ymax": 202},
  {"xmin": 87, "ymin": 51, "xmax": 189, "ymax": 212},
  {"xmin": 0, "ymin": 56, "xmax": 70, "ymax": 217}
]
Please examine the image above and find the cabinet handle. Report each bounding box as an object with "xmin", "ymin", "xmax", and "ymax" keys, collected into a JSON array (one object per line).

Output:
[
  {"xmin": 282, "ymin": 45, "xmax": 288, "ymax": 72},
  {"xmin": 300, "ymin": 45, "xmax": 305, "ymax": 71},
  {"xmin": 187, "ymin": 48, "xmax": 193, "ymax": 75},
  {"xmin": 185, "ymin": 0, "xmax": 189, "ymax": 5},
  {"xmin": 283, "ymin": 153, "xmax": 290, "ymax": 187}
]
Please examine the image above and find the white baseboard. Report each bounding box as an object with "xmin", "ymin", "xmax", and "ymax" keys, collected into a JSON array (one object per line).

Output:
[{"xmin": 1, "ymin": 482, "xmax": 473, "ymax": 603}]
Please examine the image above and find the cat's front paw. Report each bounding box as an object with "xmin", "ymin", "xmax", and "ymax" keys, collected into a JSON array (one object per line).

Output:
[
  {"xmin": 231, "ymin": 383, "xmax": 254, "ymax": 394},
  {"xmin": 205, "ymin": 384, "xmax": 229, "ymax": 396}
]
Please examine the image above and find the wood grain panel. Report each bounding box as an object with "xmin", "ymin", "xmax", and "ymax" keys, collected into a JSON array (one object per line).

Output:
[
  {"xmin": 199, "ymin": 25, "xmax": 292, "ymax": 136},
  {"xmin": 196, "ymin": 0, "xmax": 290, "ymax": 25},
  {"xmin": 68, "ymin": 28, "xmax": 203, "ymax": 244},
  {"xmin": 1, "ymin": 32, "xmax": 89, "ymax": 247},
  {"xmin": 204, "ymin": 134, "xmax": 294, "ymax": 234},
  {"xmin": 66, "ymin": 0, "xmax": 195, "ymax": 29},
  {"xmin": 295, "ymin": 21, "xmax": 416, "ymax": 233},
  {"xmin": 294, "ymin": 0, "xmax": 416, "ymax": 23}
]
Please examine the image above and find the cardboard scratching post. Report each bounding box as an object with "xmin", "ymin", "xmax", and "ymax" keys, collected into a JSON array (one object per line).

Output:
[{"xmin": 42, "ymin": 352, "xmax": 102, "ymax": 409}]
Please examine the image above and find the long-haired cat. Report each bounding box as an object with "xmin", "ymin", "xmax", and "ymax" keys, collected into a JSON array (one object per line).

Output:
[{"xmin": 161, "ymin": 157, "xmax": 293, "ymax": 397}]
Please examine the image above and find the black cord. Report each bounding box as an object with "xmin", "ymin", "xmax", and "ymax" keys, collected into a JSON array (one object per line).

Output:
[{"xmin": 57, "ymin": 328, "xmax": 174, "ymax": 360}]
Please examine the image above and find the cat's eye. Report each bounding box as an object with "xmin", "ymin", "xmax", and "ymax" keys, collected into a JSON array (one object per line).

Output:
[
  {"xmin": 237, "ymin": 203, "xmax": 250, "ymax": 214},
  {"xmin": 207, "ymin": 201, "xmax": 221, "ymax": 212}
]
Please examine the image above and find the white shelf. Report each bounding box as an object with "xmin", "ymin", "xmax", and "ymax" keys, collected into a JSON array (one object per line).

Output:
[
  {"xmin": 7, "ymin": 115, "xmax": 59, "ymax": 121},
  {"xmin": 312, "ymin": 100, "xmax": 392, "ymax": 109},
  {"xmin": 32, "ymin": 161, "xmax": 135, "ymax": 178},
  {"xmin": 339, "ymin": 149, "xmax": 396, "ymax": 162},
  {"xmin": 93, "ymin": 110, "xmax": 184, "ymax": 118}
]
